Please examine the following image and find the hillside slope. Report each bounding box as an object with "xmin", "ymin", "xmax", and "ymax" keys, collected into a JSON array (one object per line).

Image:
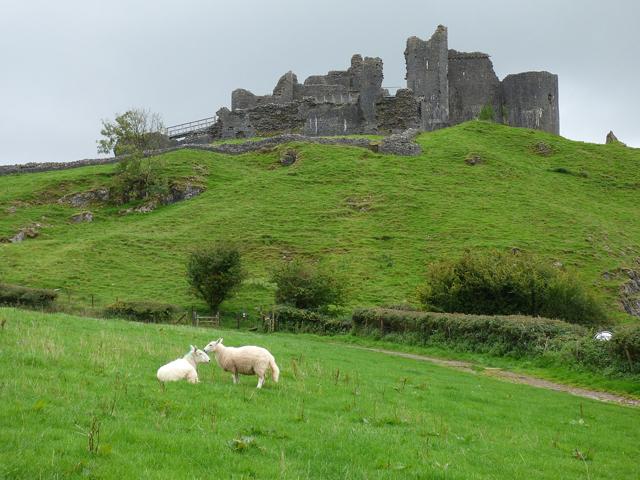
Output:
[{"xmin": 1, "ymin": 122, "xmax": 639, "ymax": 317}]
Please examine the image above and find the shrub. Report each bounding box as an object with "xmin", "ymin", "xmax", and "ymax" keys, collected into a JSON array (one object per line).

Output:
[
  {"xmin": 566, "ymin": 336, "xmax": 615, "ymax": 370},
  {"xmin": 271, "ymin": 259, "xmax": 344, "ymax": 311},
  {"xmin": 186, "ymin": 243, "xmax": 245, "ymax": 314},
  {"xmin": 352, "ymin": 308, "xmax": 585, "ymax": 356},
  {"xmin": 0, "ymin": 283, "xmax": 58, "ymax": 308},
  {"xmin": 610, "ymin": 324, "xmax": 640, "ymax": 372},
  {"xmin": 479, "ymin": 104, "xmax": 495, "ymax": 122},
  {"xmin": 418, "ymin": 250, "xmax": 606, "ymax": 326},
  {"xmin": 271, "ymin": 305, "xmax": 351, "ymax": 334},
  {"xmin": 104, "ymin": 300, "xmax": 180, "ymax": 323},
  {"xmin": 109, "ymin": 156, "xmax": 169, "ymax": 205}
]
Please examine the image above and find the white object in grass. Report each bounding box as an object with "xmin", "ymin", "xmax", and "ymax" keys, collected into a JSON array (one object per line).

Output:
[{"xmin": 594, "ymin": 331, "xmax": 613, "ymax": 341}]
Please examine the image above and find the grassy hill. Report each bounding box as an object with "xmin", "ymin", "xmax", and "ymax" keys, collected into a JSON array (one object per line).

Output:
[
  {"xmin": 1, "ymin": 308, "xmax": 639, "ymax": 479},
  {"xmin": 1, "ymin": 121, "xmax": 639, "ymax": 319}
]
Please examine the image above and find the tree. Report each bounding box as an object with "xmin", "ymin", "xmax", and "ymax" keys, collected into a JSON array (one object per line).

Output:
[
  {"xmin": 186, "ymin": 243, "xmax": 245, "ymax": 314},
  {"xmin": 271, "ymin": 258, "xmax": 344, "ymax": 311},
  {"xmin": 97, "ymin": 108, "xmax": 169, "ymax": 156}
]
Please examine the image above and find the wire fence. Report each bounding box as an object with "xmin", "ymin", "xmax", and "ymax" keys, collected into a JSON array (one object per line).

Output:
[{"xmin": 43, "ymin": 287, "xmax": 280, "ymax": 332}]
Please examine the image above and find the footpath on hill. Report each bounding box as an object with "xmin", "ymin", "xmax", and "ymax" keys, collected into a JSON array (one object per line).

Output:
[{"xmin": 343, "ymin": 345, "xmax": 640, "ymax": 407}]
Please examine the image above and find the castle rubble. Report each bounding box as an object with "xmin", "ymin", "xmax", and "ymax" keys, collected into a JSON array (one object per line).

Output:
[{"xmin": 210, "ymin": 25, "xmax": 559, "ymax": 140}]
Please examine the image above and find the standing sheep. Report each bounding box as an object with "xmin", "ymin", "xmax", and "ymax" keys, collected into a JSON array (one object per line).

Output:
[
  {"xmin": 157, "ymin": 345, "xmax": 210, "ymax": 384},
  {"xmin": 204, "ymin": 338, "xmax": 280, "ymax": 389}
]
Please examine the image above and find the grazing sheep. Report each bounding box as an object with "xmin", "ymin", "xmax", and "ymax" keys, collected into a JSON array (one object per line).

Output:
[
  {"xmin": 157, "ymin": 345, "xmax": 210, "ymax": 384},
  {"xmin": 204, "ymin": 338, "xmax": 280, "ymax": 389}
]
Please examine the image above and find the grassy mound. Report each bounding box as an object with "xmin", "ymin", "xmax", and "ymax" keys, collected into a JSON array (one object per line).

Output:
[
  {"xmin": 0, "ymin": 122, "xmax": 638, "ymax": 319},
  {"xmin": 1, "ymin": 308, "xmax": 639, "ymax": 478}
]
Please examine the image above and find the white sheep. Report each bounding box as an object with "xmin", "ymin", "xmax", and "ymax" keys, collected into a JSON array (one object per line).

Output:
[
  {"xmin": 204, "ymin": 338, "xmax": 280, "ymax": 389},
  {"xmin": 156, "ymin": 345, "xmax": 210, "ymax": 384}
]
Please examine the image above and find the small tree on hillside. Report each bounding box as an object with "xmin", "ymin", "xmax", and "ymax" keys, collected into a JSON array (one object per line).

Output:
[
  {"xmin": 186, "ymin": 243, "xmax": 245, "ymax": 314},
  {"xmin": 97, "ymin": 108, "xmax": 168, "ymax": 156},
  {"xmin": 271, "ymin": 258, "xmax": 344, "ymax": 311},
  {"xmin": 109, "ymin": 156, "xmax": 168, "ymax": 204}
]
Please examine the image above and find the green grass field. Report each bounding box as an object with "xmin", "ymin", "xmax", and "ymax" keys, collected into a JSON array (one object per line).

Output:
[
  {"xmin": 1, "ymin": 121, "xmax": 639, "ymax": 321},
  {"xmin": 1, "ymin": 308, "xmax": 639, "ymax": 479}
]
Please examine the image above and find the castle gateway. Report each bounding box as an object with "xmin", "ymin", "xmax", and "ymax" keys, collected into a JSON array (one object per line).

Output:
[{"xmin": 210, "ymin": 25, "xmax": 559, "ymax": 139}]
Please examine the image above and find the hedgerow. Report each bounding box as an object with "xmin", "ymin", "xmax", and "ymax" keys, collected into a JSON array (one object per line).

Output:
[
  {"xmin": 0, "ymin": 283, "xmax": 58, "ymax": 308},
  {"xmin": 104, "ymin": 300, "xmax": 180, "ymax": 323},
  {"xmin": 352, "ymin": 307, "xmax": 585, "ymax": 356}
]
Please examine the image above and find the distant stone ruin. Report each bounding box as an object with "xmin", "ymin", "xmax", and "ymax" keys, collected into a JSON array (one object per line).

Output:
[{"xmin": 210, "ymin": 25, "xmax": 559, "ymax": 140}]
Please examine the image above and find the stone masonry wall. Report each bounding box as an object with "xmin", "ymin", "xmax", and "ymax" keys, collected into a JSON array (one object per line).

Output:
[
  {"xmin": 375, "ymin": 89, "xmax": 421, "ymax": 133},
  {"xmin": 405, "ymin": 25, "xmax": 449, "ymax": 130},
  {"xmin": 448, "ymin": 50, "xmax": 503, "ymax": 124},
  {"xmin": 502, "ymin": 72, "xmax": 559, "ymax": 134}
]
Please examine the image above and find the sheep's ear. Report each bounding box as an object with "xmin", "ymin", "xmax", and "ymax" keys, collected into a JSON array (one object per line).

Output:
[
  {"xmin": 190, "ymin": 345, "xmax": 196, "ymax": 352},
  {"xmin": 217, "ymin": 338, "xmax": 223, "ymax": 344}
]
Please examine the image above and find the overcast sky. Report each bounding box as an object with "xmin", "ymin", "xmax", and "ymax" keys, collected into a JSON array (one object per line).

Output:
[{"xmin": 0, "ymin": 0, "xmax": 638, "ymax": 165}]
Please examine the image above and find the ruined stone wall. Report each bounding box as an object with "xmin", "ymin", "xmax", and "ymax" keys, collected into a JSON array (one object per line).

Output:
[
  {"xmin": 298, "ymin": 84, "xmax": 353, "ymax": 103},
  {"xmin": 218, "ymin": 102, "xmax": 307, "ymax": 139},
  {"xmin": 356, "ymin": 57, "xmax": 384, "ymax": 131},
  {"xmin": 231, "ymin": 89, "xmax": 258, "ymax": 110},
  {"xmin": 215, "ymin": 107, "xmax": 256, "ymax": 138},
  {"xmin": 222, "ymin": 25, "xmax": 559, "ymax": 139},
  {"xmin": 375, "ymin": 89, "xmax": 421, "ymax": 133},
  {"xmin": 405, "ymin": 25, "xmax": 449, "ymax": 130},
  {"xmin": 300, "ymin": 100, "xmax": 362, "ymax": 136},
  {"xmin": 448, "ymin": 50, "xmax": 503, "ymax": 124},
  {"xmin": 231, "ymin": 72, "xmax": 299, "ymax": 110},
  {"xmin": 217, "ymin": 98, "xmax": 363, "ymax": 139},
  {"xmin": 502, "ymin": 72, "xmax": 559, "ymax": 134}
]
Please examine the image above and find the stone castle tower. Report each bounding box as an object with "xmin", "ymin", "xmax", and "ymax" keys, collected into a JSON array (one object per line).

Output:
[{"xmin": 211, "ymin": 25, "xmax": 559, "ymax": 139}]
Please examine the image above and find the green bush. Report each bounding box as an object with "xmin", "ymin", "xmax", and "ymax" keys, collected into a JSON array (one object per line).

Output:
[
  {"xmin": 479, "ymin": 104, "xmax": 495, "ymax": 122},
  {"xmin": 0, "ymin": 283, "xmax": 58, "ymax": 308},
  {"xmin": 272, "ymin": 305, "xmax": 351, "ymax": 334},
  {"xmin": 610, "ymin": 324, "xmax": 640, "ymax": 372},
  {"xmin": 566, "ymin": 337, "xmax": 615, "ymax": 370},
  {"xmin": 271, "ymin": 259, "xmax": 344, "ymax": 311},
  {"xmin": 352, "ymin": 308, "xmax": 584, "ymax": 356},
  {"xmin": 104, "ymin": 300, "xmax": 180, "ymax": 323},
  {"xmin": 110, "ymin": 156, "xmax": 169, "ymax": 205},
  {"xmin": 418, "ymin": 250, "xmax": 606, "ymax": 326},
  {"xmin": 186, "ymin": 243, "xmax": 245, "ymax": 314}
]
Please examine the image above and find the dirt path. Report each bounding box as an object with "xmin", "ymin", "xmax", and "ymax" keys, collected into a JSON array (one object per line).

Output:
[{"xmin": 347, "ymin": 345, "xmax": 640, "ymax": 408}]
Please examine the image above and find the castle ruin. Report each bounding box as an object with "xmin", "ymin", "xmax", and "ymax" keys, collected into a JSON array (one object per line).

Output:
[{"xmin": 210, "ymin": 25, "xmax": 559, "ymax": 139}]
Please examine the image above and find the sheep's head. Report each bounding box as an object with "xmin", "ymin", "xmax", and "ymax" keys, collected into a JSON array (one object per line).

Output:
[
  {"xmin": 189, "ymin": 345, "xmax": 211, "ymax": 364},
  {"xmin": 204, "ymin": 338, "xmax": 223, "ymax": 353}
]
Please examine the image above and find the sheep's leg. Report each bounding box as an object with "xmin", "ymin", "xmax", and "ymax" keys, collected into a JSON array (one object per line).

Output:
[
  {"xmin": 257, "ymin": 376, "xmax": 264, "ymax": 389},
  {"xmin": 187, "ymin": 372, "xmax": 199, "ymax": 384},
  {"xmin": 232, "ymin": 372, "xmax": 239, "ymax": 384}
]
